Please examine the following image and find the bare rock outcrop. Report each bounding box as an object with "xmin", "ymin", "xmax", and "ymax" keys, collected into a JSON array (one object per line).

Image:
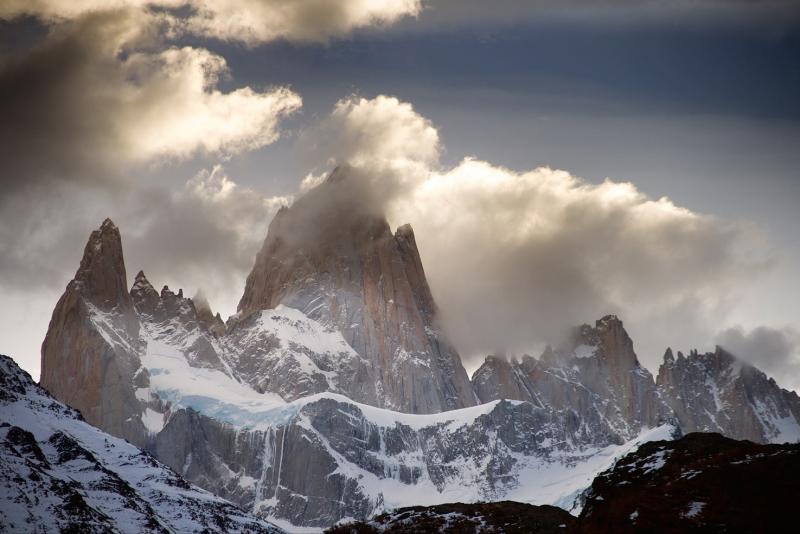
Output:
[
  {"xmin": 40, "ymin": 219, "xmax": 145, "ymax": 446},
  {"xmin": 656, "ymin": 346, "xmax": 800, "ymax": 443},
  {"xmin": 472, "ymin": 316, "xmax": 670, "ymax": 442}
]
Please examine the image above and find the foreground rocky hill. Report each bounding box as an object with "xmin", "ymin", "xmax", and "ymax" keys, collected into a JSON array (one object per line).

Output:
[
  {"xmin": 0, "ymin": 354, "xmax": 282, "ymax": 533},
  {"xmin": 579, "ymin": 432, "xmax": 800, "ymax": 533},
  {"xmin": 326, "ymin": 501, "xmax": 576, "ymax": 533}
]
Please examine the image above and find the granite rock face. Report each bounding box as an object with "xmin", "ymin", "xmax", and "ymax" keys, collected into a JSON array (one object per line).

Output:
[
  {"xmin": 40, "ymin": 219, "xmax": 146, "ymax": 446},
  {"xmin": 656, "ymin": 346, "xmax": 800, "ymax": 443},
  {"xmin": 237, "ymin": 170, "xmax": 476, "ymax": 414},
  {"xmin": 148, "ymin": 394, "xmax": 676, "ymax": 529},
  {"xmin": 473, "ymin": 316, "xmax": 671, "ymax": 442},
  {"xmin": 36, "ymin": 218, "xmax": 678, "ymax": 528}
]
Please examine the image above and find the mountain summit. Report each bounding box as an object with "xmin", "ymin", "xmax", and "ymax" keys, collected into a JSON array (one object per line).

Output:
[
  {"xmin": 40, "ymin": 218, "xmax": 143, "ymax": 445},
  {"xmin": 237, "ymin": 170, "xmax": 476, "ymax": 413}
]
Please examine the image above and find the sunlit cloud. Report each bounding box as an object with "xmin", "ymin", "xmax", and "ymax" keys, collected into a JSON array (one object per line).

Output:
[
  {"xmin": 0, "ymin": 8, "xmax": 301, "ymax": 193},
  {"xmin": 304, "ymin": 95, "xmax": 771, "ymax": 368},
  {"xmin": 0, "ymin": 0, "xmax": 421, "ymax": 44}
]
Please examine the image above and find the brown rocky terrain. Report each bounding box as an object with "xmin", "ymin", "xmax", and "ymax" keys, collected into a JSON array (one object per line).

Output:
[
  {"xmin": 326, "ymin": 501, "xmax": 576, "ymax": 533},
  {"xmin": 579, "ymin": 432, "xmax": 800, "ymax": 533}
]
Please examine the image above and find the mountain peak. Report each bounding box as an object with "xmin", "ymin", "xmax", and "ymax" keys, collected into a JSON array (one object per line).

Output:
[
  {"xmin": 395, "ymin": 223, "xmax": 415, "ymax": 239},
  {"xmin": 41, "ymin": 221, "xmax": 142, "ymax": 443},
  {"xmin": 130, "ymin": 270, "xmax": 159, "ymax": 314},
  {"xmin": 73, "ymin": 219, "xmax": 132, "ymax": 313},
  {"xmin": 236, "ymin": 168, "xmax": 475, "ymax": 413},
  {"xmin": 596, "ymin": 314, "xmax": 622, "ymax": 329}
]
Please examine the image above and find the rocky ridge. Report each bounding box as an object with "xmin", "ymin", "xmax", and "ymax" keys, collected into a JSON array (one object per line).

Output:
[
  {"xmin": 656, "ymin": 346, "xmax": 800, "ymax": 443},
  {"xmin": 472, "ymin": 316, "xmax": 671, "ymax": 443},
  {"xmin": 326, "ymin": 501, "xmax": 577, "ymax": 533},
  {"xmin": 0, "ymin": 354, "xmax": 282, "ymax": 533},
  {"xmin": 37, "ymin": 216, "xmax": 682, "ymax": 528}
]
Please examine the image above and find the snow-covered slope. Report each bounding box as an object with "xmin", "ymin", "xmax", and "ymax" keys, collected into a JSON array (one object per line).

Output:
[
  {"xmin": 119, "ymin": 309, "xmax": 679, "ymax": 528},
  {"xmin": 65, "ymin": 286, "xmax": 679, "ymax": 529},
  {"xmin": 0, "ymin": 354, "xmax": 283, "ymax": 533}
]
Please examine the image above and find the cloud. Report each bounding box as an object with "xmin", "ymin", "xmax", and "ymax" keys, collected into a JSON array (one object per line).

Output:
[
  {"xmin": 326, "ymin": 95, "xmax": 440, "ymax": 167},
  {"xmin": 0, "ymin": 164, "xmax": 288, "ymax": 310},
  {"xmin": 0, "ymin": 164, "xmax": 287, "ymax": 381},
  {"xmin": 123, "ymin": 165, "xmax": 291, "ymax": 293},
  {"xmin": 716, "ymin": 325, "xmax": 800, "ymax": 390},
  {"xmin": 180, "ymin": 0, "xmax": 421, "ymax": 44},
  {"xmin": 0, "ymin": 0, "xmax": 421, "ymax": 44},
  {"xmin": 300, "ymin": 95, "xmax": 439, "ymax": 209},
  {"xmin": 304, "ymin": 95, "xmax": 770, "ymax": 369},
  {"xmin": 0, "ymin": 8, "xmax": 301, "ymax": 194}
]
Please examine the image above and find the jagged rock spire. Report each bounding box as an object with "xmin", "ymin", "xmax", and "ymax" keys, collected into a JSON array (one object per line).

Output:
[
  {"xmin": 473, "ymin": 313, "xmax": 669, "ymax": 441},
  {"xmin": 131, "ymin": 270, "xmax": 159, "ymax": 314},
  {"xmin": 73, "ymin": 218, "xmax": 133, "ymax": 313},
  {"xmin": 41, "ymin": 219, "xmax": 144, "ymax": 445}
]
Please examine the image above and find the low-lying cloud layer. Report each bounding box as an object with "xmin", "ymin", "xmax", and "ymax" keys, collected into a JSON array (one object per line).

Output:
[{"xmin": 305, "ymin": 95, "xmax": 771, "ymax": 369}]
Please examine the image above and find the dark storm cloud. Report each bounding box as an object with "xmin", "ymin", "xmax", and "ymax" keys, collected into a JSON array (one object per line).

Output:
[
  {"xmin": 121, "ymin": 166, "xmax": 289, "ymax": 297},
  {"xmin": 0, "ymin": 7, "xmax": 300, "ymax": 196},
  {"xmin": 716, "ymin": 326, "xmax": 800, "ymax": 389},
  {"xmin": 0, "ymin": 10, "xmax": 136, "ymax": 192}
]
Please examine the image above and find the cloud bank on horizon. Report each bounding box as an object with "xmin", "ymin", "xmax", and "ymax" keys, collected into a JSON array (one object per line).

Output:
[
  {"xmin": 1, "ymin": 0, "xmax": 798, "ymax": 391},
  {"xmin": 300, "ymin": 95, "xmax": 776, "ymax": 371}
]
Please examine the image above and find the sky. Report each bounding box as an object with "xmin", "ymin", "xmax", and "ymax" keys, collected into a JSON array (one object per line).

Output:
[{"xmin": 1, "ymin": 0, "xmax": 799, "ymax": 391}]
